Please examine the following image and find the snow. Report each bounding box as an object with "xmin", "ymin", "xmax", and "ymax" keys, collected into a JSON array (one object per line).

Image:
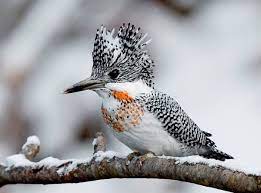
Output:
[
  {"xmin": 159, "ymin": 155, "xmax": 261, "ymax": 176},
  {"xmin": 22, "ymin": 136, "xmax": 40, "ymax": 149},
  {"xmin": 38, "ymin": 157, "xmax": 65, "ymax": 167},
  {"xmin": 94, "ymin": 150, "xmax": 126, "ymax": 162},
  {"xmin": 3, "ymin": 150, "xmax": 125, "ymax": 173},
  {"xmin": 57, "ymin": 158, "xmax": 92, "ymax": 175},
  {"xmin": 4, "ymin": 154, "xmax": 89, "ymax": 173},
  {"xmin": 4, "ymin": 155, "xmax": 65, "ymax": 170},
  {"xmin": 5, "ymin": 154, "xmax": 33, "ymax": 168}
]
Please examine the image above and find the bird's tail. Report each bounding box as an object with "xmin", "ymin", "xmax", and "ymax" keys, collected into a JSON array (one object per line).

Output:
[{"xmin": 201, "ymin": 147, "xmax": 233, "ymax": 161}]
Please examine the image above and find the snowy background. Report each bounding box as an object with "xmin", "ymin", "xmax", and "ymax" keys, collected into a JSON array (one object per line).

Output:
[{"xmin": 0, "ymin": 0, "xmax": 260, "ymax": 192}]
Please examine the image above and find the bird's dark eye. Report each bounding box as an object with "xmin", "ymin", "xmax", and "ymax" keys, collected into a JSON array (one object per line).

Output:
[{"xmin": 108, "ymin": 69, "xmax": 120, "ymax": 80}]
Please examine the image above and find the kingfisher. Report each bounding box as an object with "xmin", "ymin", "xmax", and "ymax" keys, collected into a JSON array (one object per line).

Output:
[{"xmin": 64, "ymin": 23, "xmax": 233, "ymax": 161}]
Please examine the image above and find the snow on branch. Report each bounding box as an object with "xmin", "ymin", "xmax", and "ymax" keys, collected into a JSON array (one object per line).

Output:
[{"xmin": 0, "ymin": 134, "xmax": 260, "ymax": 193}]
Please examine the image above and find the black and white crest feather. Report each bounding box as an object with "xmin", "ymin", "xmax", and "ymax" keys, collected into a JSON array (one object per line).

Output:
[{"xmin": 91, "ymin": 23, "xmax": 155, "ymax": 87}]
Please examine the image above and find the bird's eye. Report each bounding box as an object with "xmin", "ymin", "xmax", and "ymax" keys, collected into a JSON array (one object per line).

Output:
[{"xmin": 108, "ymin": 69, "xmax": 120, "ymax": 80}]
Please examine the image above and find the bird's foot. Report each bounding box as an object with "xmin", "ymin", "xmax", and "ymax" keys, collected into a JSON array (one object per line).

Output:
[
  {"xmin": 127, "ymin": 151, "xmax": 142, "ymax": 160},
  {"xmin": 143, "ymin": 151, "xmax": 156, "ymax": 158},
  {"xmin": 139, "ymin": 151, "xmax": 155, "ymax": 163},
  {"xmin": 127, "ymin": 151, "xmax": 156, "ymax": 167},
  {"xmin": 127, "ymin": 151, "xmax": 155, "ymax": 159},
  {"xmin": 137, "ymin": 152, "xmax": 156, "ymax": 167}
]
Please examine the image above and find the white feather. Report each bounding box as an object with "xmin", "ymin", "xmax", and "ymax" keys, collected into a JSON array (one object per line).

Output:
[{"xmin": 105, "ymin": 80, "xmax": 153, "ymax": 98}]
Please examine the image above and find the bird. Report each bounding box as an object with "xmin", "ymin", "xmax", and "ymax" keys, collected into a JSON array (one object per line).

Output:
[{"xmin": 64, "ymin": 23, "xmax": 233, "ymax": 161}]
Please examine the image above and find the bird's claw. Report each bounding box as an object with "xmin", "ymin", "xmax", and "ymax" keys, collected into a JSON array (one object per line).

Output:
[{"xmin": 127, "ymin": 151, "xmax": 142, "ymax": 160}]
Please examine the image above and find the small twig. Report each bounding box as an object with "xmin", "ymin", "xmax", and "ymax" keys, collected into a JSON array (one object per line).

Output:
[
  {"xmin": 21, "ymin": 136, "xmax": 40, "ymax": 160},
  {"xmin": 93, "ymin": 132, "xmax": 106, "ymax": 153}
]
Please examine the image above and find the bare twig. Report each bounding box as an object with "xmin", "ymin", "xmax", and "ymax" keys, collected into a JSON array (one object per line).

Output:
[
  {"xmin": 93, "ymin": 132, "xmax": 106, "ymax": 153},
  {"xmin": 0, "ymin": 133, "xmax": 260, "ymax": 193}
]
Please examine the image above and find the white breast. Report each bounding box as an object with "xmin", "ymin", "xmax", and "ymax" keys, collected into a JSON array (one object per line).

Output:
[
  {"xmin": 101, "ymin": 80, "xmax": 184, "ymax": 156},
  {"xmin": 111, "ymin": 109, "xmax": 184, "ymax": 156}
]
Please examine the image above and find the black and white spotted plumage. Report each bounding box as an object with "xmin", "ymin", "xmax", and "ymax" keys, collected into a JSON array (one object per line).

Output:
[
  {"xmin": 137, "ymin": 91, "xmax": 233, "ymax": 161},
  {"xmin": 66, "ymin": 23, "xmax": 233, "ymax": 162}
]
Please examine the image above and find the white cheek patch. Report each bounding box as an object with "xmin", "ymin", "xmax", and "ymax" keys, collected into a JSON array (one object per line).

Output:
[{"xmin": 105, "ymin": 80, "xmax": 153, "ymax": 98}]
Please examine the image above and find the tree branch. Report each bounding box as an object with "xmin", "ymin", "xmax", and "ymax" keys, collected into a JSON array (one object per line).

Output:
[{"xmin": 0, "ymin": 134, "xmax": 260, "ymax": 193}]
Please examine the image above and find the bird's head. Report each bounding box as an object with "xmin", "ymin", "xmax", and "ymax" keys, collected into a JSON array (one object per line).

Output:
[{"xmin": 64, "ymin": 23, "xmax": 154, "ymax": 98}]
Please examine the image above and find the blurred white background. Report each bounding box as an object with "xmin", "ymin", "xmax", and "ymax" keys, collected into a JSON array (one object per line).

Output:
[{"xmin": 0, "ymin": 0, "xmax": 260, "ymax": 192}]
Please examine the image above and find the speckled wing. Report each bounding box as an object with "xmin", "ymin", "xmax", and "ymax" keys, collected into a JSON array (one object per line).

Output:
[
  {"xmin": 137, "ymin": 91, "xmax": 233, "ymax": 161},
  {"xmin": 138, "ymin": 91, "xmax": 216, "ymax": 148}
]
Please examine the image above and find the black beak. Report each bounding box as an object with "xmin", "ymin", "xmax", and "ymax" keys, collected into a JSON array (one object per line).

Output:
[{"xmin": 64, "ymin": 77, "xmax": 105, "ymax": 94}]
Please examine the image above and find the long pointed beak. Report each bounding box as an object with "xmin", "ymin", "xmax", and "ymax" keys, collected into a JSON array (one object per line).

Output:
[{"xmin": 63, "ymin": 77, "xmax": 106, "ymax": 94}]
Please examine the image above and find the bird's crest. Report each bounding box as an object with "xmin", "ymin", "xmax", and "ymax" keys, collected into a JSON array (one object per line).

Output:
[{"xmin": 91, "ymin": 23, "xmax": 155, "ymax": 87}]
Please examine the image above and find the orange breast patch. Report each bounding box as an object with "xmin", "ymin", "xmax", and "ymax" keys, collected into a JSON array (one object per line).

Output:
[
  {"xmin": 101, "ymin": 107, "xmax": 125, "ymax": 132},
  {"xmin": 112, "ymin": 91, "xmax": 133, "ymax": 102}
]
